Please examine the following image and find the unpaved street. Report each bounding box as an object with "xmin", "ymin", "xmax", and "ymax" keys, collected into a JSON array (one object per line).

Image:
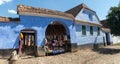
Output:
[{"xmin": 1, "ymin": 45, "xmax": 120, "ymax": 64}]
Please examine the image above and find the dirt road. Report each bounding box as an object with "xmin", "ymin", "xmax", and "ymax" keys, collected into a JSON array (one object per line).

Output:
[{"xmin": 1, "ymin": 45, "xmax": 120, "ymax": 64}]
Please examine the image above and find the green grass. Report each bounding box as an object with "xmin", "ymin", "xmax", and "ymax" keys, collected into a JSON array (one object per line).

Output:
[{"xmin": 114, "ymin": 43, "xmax": 120, "ymax": 46}]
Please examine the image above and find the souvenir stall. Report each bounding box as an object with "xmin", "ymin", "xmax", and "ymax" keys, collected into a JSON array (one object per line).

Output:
[{"xmin": 45, "ymin": 23, "xmax": 71, "ymax": 55}]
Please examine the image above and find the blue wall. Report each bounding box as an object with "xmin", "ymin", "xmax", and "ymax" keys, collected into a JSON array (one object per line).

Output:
[
  {"xmin": 75, "ymin": 9, "xmax": 99, "ymax": 24},
  {"xmin": 20, "ymin": 15, "xmax": 76, "ymax": 47},
  {"xmin": 0, "ymin": 15, "xmax": 76, "ymax": 49},
  {"xmin": 0, "ymin": 22, "xmax": 20, "ymax": 49},
  {"xmin": 74, "ymin": 8, "xmax": 106, "ymax": 45},
  {"xmin": 75, "ymin": 23, "xmax": 106, "ymax": 45},
  {"xmin": 0, "ymin": 14, "xmax": 107, "ymax": 49}
]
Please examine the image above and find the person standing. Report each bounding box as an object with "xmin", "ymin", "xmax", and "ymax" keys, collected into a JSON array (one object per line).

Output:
[{"xmin": 19, "ymin": 33, "xmax": 23, "ymax": 55}]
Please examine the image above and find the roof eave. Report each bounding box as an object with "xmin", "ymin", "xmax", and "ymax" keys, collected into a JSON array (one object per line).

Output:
[
  {"xmin": 17, "ymin": 5, "xmax": 74, "ymax": 20},
  {"xmin": 101, "ymin": 28, "xmax": 111, "ymax": 33},
  {"xmin": 75, "ymin": 20, "xmax": 102, "ymax": 27}
]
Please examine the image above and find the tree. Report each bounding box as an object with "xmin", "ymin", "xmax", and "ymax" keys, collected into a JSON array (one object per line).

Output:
[{"xmin": 106, "ymin": 5, "xmax": 120, "ymax": 36}]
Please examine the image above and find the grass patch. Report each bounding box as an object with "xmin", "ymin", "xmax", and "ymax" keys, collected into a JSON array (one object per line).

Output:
[{"xmin": 114, "ymin": 43, "xmax": 120, "ymax": 46}]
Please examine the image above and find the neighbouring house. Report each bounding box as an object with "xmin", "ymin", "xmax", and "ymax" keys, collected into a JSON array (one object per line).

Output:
[
  {"xmin": 0, "ymin": 3, "xmax": 113, "ymax": 57},
  {"xmin": 101, "ymin": 20, "xmax": 120, "ymax": 44}
]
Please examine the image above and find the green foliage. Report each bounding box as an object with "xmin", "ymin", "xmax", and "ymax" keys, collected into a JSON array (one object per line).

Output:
[{"xmin": 107, "ymin": 5, "xmax": 120, "ymax": 36}]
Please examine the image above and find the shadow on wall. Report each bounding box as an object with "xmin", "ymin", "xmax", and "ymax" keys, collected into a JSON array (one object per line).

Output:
[
  {"xmin": 40, "ymin": 39, "xmax": 45, "ymax": 47},
  {"xmin": 0, "ymin": 36, "xmax": 19, "ymax": 59},
  {"xmin": 13, "ymin": 36, "xmax": 19, "ymax": 50},
  {"xmin": 93, "ymin": 48, "xmax": 120, "ymax": 55},
  {"xmin": 93, "ymin": 36, "xmax": 98, "ymax": 49}
]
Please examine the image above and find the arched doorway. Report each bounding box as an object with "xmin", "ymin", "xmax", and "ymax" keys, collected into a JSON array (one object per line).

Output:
[
  {"xmin": 45, "ymin": 22, "xmax": 71, "ymax": 55},
  {"xmin": 19, "ymin": 29, "xmax": 36, "ymax": 56}
]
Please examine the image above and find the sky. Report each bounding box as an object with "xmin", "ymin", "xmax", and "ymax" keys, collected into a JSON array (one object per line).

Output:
[{"xmin": 0, "ymin": 0, "xmax": 119, "ymax": 20}]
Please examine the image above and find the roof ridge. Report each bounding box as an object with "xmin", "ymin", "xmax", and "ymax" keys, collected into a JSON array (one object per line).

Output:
[
  {"xmin": 17, "ymin": 4, "xmax": 74, "ymax": 19},
  {"xmin": 81, "ymin": 3, "xmax": 88, "ymax": 8},
  {"xmin": 65, "ymin": 3, "xmax": 96, "ymax": 17}
]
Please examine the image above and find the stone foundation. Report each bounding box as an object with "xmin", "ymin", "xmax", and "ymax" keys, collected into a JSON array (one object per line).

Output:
[
  {"xmin": 0, "ymin": 43, "xmax": 108, "ymax": 58},
  {"xmin": 71, "ymin": 43, "xmax": 78, "ymax": 52},
  {"xmin": 78, "ymin": 43, "xmax": 105, "ymax": 50},
  {"xmin": 36, "ymin": 46, "xmax": 45, "ymax": 57},
  {"xmin": 0, "ymin": 49, "xmax": 16, "ymax": 58}
]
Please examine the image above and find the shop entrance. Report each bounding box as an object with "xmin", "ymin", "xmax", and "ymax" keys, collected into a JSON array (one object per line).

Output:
[
  {"xmin": 20, "ymin": 29, "xmax": 36, "ymax": 56},
  {"xmin": 45, "ymin": 22, "xmax": 71, "ymax": 55}
]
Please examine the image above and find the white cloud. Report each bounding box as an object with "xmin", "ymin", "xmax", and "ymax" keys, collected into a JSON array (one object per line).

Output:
[
  {"xmin": 8, "ymin": 9, "xmax": 17, "ymax": 14},
  {"xmin": 0, "ymin": 0, "xmax": 12, "ymax": 5},
  {"xmin": 0, "ymin": 0, "xmax": 4, "ymax": 5},
  {"xmin": 4, "ymin": 0, "xmax": 12, "ymax": 2}
]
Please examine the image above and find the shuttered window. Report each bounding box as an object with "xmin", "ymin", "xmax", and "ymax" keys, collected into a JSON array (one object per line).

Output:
[
  {"xmin": 97, "ymin": 27, "xmax": 100, "ymax": 36},
  {"xmin": 82, "ymin": 25, "xmax": 86, "ymax": 35},
  {"xmin": 90, "ymin": 26, "xmax": 93, "ymax": 35}
]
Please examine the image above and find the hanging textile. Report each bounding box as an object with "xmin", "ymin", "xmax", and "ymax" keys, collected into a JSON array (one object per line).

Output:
[{"xmin": 20, "ymin": 33, "xmax": 23, "ymax": 39}]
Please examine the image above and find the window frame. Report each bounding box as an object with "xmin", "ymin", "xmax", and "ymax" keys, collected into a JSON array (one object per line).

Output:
[
  {"xmin": 82, "ymin": 25, "xmax": 86, "ymax": 35},
  {"xmin": 90, "ymin": 26, "xmax": 93, "ymax": 35},
  {"xmin": 97, "ymin": 27, "xmax": 100, "ymax": 36}
]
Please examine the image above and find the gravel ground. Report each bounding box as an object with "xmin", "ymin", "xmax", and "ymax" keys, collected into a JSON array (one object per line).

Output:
[{"xmin": 1, "ymin": 45, "xmax": 120, "ymax": 64}]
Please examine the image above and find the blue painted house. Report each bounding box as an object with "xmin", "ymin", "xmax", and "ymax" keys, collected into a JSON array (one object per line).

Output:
[
  {"xmin": 65, "ymin": 4, "xmax": 113, "ymax": 47},
  {"xmin": 0, "ymin": 3, "xmax": 112, "ymax": 56}
]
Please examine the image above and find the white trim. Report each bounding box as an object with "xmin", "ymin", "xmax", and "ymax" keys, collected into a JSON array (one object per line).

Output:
[
  {"xmin": 75, "ymin": 8, "xmax": 84, "ymax": 18},
  {"xmin": 75, "ymin": 20, "xmax": 102, "ymax": 27}
]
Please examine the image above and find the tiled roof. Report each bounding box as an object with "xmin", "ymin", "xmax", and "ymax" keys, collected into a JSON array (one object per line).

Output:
[
  {"xmin": 0, "ymin": 16, "xmax": 19, "ymax": 22},
  {"xmin": 100, "ymin": 20, "xmax": 110, "ymax": 28},
  {"xmin": 101, "ymin": 28, "xmax": 111, "ymax": 33},
  {"xmin": 0, "ymin": 16, "xmax": 10, "ymax": 22},
  {"xmin": 17, "ymin": 5, "xmax": 74, "ymax": 19},
  {"xmin": 100, "ymin": 20, "xmax": 111, "ymax": 32},
  {"xmin": 65, "ymin": 3, "xmax": 95, "ymax": 17}
]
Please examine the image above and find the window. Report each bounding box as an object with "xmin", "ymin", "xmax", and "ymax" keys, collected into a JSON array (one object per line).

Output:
[
  {"xmin": 97, "ymin": 27, "xmax": 100, "ymax": 35},
  {"xmin": 82, "ymin": 10, "xmax": 87, "ymax": 14},
  {"xmin": 89, "ymin": 14, "xmax": 93, "ymax": 21},
  {"xmin": 90, "ymin": 26, "xmax": 93, "ymax": 35},
  {"xmin": 83, "ymin": 10, "xmax": 93, "ymax": 21},
  {"xmin": 82, "ymin": 25, "xmax": 86, "ymax": 35}
]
